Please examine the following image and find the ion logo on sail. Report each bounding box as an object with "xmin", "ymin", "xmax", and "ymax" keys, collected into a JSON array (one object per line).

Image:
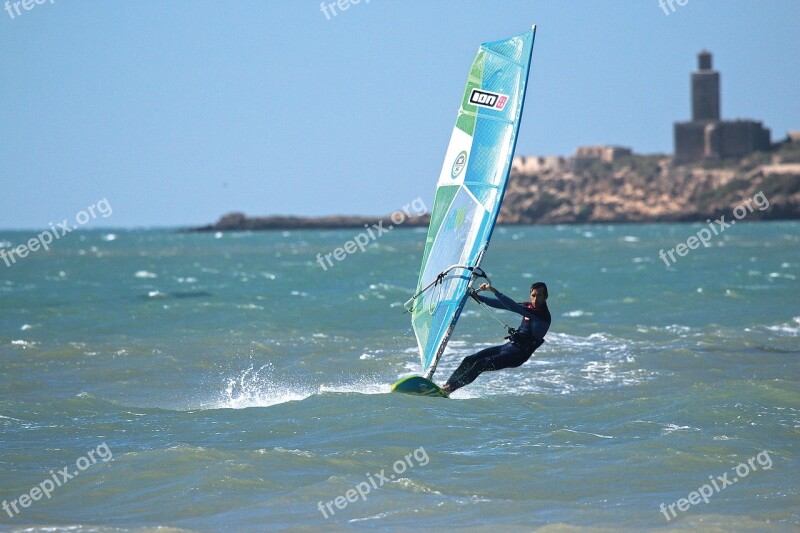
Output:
[{"xmin": 469, "ymin": 88, "xmax": 509, "ymax": 110}]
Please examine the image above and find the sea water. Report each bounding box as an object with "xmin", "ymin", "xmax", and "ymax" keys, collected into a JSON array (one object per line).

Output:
[{"xmin": 0, "ymin": 222, "xmax": 798, "ymax": 531}]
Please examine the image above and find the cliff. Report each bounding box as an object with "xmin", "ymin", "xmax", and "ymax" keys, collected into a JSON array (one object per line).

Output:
[
  {"xmin": 190, "ymin": 143, "xmax": 800, "ymax": 231},
  {"xmin": 498, "ymin": 142, "xmax": 800, "ymax": 224}
]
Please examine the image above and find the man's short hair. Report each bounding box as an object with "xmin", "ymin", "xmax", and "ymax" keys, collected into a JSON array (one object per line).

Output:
[{"xmin": 530, "ymin": 281, "xmax": 548, "ymax": 299}]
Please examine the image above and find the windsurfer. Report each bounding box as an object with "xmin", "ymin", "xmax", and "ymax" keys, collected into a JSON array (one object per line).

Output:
[{"xmin": 441, "ymin": 281, "xmax": 551, "ymax": 394}]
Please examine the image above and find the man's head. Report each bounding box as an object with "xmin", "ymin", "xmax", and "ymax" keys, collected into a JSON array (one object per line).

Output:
[{"xmin": 530, "ymin": 282, "xmax": 548, "ymax": 306}]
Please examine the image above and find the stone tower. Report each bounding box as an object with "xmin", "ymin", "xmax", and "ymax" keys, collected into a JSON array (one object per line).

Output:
[
  {"xmin": 674, "ymin": 51, "xmax": 770, "ymax": 163},
  {"xmin": 692, "ymin": 50, "xmax": 720, "ymax": 122}
]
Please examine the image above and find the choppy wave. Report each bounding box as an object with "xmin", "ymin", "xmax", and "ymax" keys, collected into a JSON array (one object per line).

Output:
[{"xmin": 203, "ymin": 364, "xmax": 394, "ymax": 410}]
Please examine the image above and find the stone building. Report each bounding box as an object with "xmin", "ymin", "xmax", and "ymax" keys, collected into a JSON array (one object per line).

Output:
[
  {"xmin": 573, "ymin": 145, "xmax": 632, "ymax": 170},
  {"xmin": 511, "ymin": 155, "xmax": 569, "ymax": 174},
  {"xmin": 674, "ymin": 51, "xmax": 770, "ymax": 163}
]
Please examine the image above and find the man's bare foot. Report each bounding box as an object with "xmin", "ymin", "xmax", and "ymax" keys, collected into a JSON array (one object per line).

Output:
[{"xmin": 441, "ymin": 384, "xmax": 451, "ymax": 394}]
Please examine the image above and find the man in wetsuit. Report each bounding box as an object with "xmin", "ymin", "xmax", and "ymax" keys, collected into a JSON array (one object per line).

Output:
[{"xmin": 441, "ymin": 281, "xmax": 551, "ymax": 394}]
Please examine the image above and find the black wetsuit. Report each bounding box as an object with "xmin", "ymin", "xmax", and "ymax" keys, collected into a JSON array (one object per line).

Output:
[{"xmin": 444, "ymin": 290, "xmax": 551, "ymax": 393}]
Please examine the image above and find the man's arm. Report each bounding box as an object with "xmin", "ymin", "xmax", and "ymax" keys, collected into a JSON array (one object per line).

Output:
[
  {"xmin": 492, "ymin": 290, "xmax": 541, "ymax": 320},
  {"xmin": 471, "ymin": 291, "xmax": 509, "ymax": 310},
  {"xmin": 471, "ymin": 286, "xmax": 538, "ymax": 319},
  {"xmin": 472, "ymin": 282, "xmax": 542, "ymax": 320}
]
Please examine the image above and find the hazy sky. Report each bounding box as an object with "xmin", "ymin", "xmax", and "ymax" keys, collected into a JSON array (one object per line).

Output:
[{"xmin": 1, "ymin": 0, "xmax": 798, "ymax": 228}]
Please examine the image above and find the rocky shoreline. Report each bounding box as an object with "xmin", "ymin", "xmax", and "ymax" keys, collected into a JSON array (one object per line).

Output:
[
  {"xmin": 189, "ymin": 212, "xmax": 430, "ymax": 232},
  {"xmin": 189, "ymin": 143, "xmax": 800, "ymax": 232}
]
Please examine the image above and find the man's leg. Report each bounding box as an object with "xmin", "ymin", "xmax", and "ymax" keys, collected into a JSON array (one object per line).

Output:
[
  {"xmin": 484, "ymin": 343, "xmax": 532, "ymax": 371},
  {"xmin": 444, "ymin": 345, "xmax": 502, "ymax": 393}
]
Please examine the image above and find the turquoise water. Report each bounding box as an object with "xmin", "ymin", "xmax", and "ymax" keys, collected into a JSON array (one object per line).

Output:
[{"xmin": 1, "ymin": 222, "xmax": 798, "ymax": 532}]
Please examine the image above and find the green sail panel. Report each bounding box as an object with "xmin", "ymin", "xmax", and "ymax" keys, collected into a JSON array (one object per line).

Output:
[{"xmin": 410, "ymin": 27, "xmax": 537, "ymax": 379}]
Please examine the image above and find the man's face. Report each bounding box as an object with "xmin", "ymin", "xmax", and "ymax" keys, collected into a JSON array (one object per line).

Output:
[{"xmin": 530, "ymin": 288, "xmax": 546, "ymax": 307}]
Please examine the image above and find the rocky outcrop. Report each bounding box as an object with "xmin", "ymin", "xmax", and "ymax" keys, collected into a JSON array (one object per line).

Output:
[
  {"xmin": 190, "ymin": 212, "xmax": 430, "ymax": 232},
  {"xmin": 498, "ymin": 143, "xmax": 800, "ymax": 224}
]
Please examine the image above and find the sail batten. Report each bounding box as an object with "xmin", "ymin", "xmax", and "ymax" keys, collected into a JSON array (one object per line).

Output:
[
  {"xmin": 480, "ymin": 47, "xmax": 526, "ymax": 68},
  {"xmin": 409, "ymin": 28, "xmax": 536, "ymax": 379}
]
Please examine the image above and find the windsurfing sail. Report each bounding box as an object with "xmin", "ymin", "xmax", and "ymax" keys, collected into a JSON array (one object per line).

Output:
[{"xmin": 406, "ymin": 26, "xmax": 536, "ymax": 380}]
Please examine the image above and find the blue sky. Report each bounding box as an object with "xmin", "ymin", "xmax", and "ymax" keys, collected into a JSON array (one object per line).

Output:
[{"xmin": 1, "ymin": 0, "xmax": 798, "ymax": 228}]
